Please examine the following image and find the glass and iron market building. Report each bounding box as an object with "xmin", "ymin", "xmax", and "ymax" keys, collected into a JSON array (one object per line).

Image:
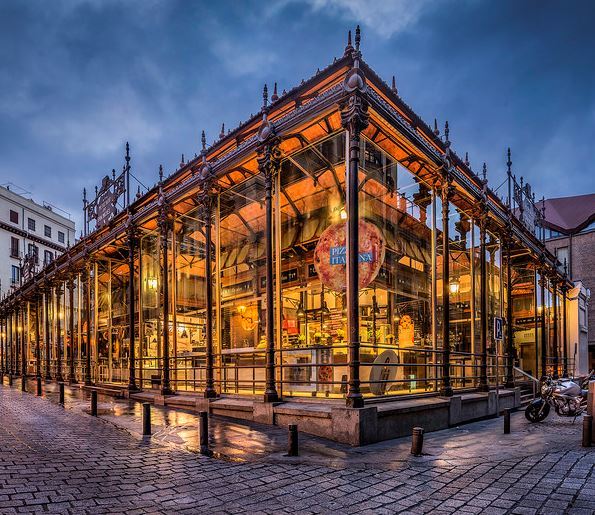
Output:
[{"xmin": 0, "ymin": 31, "xmax": 579, "ymax": 444}]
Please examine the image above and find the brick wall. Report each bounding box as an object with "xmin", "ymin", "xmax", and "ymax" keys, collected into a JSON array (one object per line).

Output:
[{"xmin": 546, "ymin": 231, "xmax": 595, "ymax": 347}]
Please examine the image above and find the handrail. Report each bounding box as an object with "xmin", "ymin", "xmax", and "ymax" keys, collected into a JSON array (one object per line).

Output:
[{"xmin": 513, "ymin": 366, "xmax": 540, "ymax": 384}]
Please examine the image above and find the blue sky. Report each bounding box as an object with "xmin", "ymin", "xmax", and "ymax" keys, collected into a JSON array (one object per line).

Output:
[{"xmin": 1, "ymin": 0, "xmax": 594, "ymax": 232}]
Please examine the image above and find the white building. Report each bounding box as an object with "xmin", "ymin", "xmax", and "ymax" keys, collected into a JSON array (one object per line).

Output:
[{"xmin": 0, "ymin": 185, "xmax": 76, "ymax": 296}]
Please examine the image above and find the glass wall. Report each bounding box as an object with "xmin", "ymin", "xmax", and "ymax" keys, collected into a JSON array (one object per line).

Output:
[
  {"xmin": 277, "ymin": 131, "xmax": 347, "ymax": 397},
  {"xmin": 218, "ymin": 174, "xmax": 267, "ymax": 394},
  {"xmin": 511, "ymin": 261, "xmax": 537, "ymax": 377},
  {"xmin": 358, "ymin": 136, "xmax": 434, "ymax": 396},
  {"xmin": 173, "ymin": 207, "xmax": 208, "ymax": 391},
  {"xmin": 140, "ymin": 231, "xmax": 161, "ymax": 389}
]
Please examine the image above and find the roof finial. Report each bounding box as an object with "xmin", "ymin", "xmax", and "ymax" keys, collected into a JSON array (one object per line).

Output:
[
  {"xmin": 201, "ymin": 130, "xmax": 207, "ymax": 154},
  {"xmin": 433, "ymin": 118, "xmax": 440, "ymax": 136},
  {"xmin": 355, "ymin": 25, "xmax": 361, "ymax": 51},
  {"xmin": 180, "ymin": 154, "xmax": 185, "ymax": 167},
  {"xmin": 344, "ymin": 29, "xmax": 353, "ymax": 56},
  {"xmin": 391, "ymin": 75, "xmax": 397, "ymax": 94},
  {"xmin": 136, "ymin": 186, "xmax": 141, "ymax": 199},
  {"xmin": 506, "ymin": 147, "xmax": 512, "ymax": 174},
  {"xmin": 482, "ymin": 162, "xmax": 487, "ymax": 182},
  {"xmin": 83, "ymin": 187, "xmax": 87, "ymax": 202},
  {"xmin": 464, "ymin": 152, "xmax": 469, "ymax": 166},
  {"xmin": 444, "ymin": 120, "xmax": 450, "ymax": 147},
  {"xmin": 262, "ymin": 83, "xmax": 268, "ymax": 110},
  {"xmin": 159, "ymin": 164, "xmax": 164, "ymax": 184},
  {"xmin": 219, "ymin": 123, "xmax": 225, "ymax": 139},
  {"xmin": 125, "ymin": 141, "xmax": 130, "ymax": 167},
  {"xmin": 271, "ymin": 82, "xmax": 278, "ymax": 102}
]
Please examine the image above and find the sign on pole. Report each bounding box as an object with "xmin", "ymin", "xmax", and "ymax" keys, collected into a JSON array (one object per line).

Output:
[{"xmin": 494, "ymin": 317, "xmax": 503, "ymax": 341}]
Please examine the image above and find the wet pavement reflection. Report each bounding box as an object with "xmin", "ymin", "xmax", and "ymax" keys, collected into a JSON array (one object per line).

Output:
[{"xmin": 8, "ymin": 377, "xmax": 586, "ymax": 471}]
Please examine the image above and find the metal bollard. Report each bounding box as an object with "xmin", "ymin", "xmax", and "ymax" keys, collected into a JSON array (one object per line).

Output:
[
  {"xmin": 411, "ymin": 427, "xmax": 424, "ymax": 456},
  {"xmin": 8, "ymin": 374, "xmax": 12, "ymax": 386},
  {"xmin": 91, "ymin": 390, "xmax": 98, "ymax": 417},
  {"xmin": 21, "ymin": 376, "xmax": 26, "ymax": 392},
  {"xmin": 582, "ymin": 415, "xmax": 592, "ymax": 447},
  {"xmin": 287, "ymin": 424, "xmax": 299, "ymax": 457},
  {"xmin": 199, "ymin": 411, "xmax": 210, "ymax": 456},
  {"xmin": 59, "ymin": 383, "xmax": 65, "ymax": 405},
  {"xmin": 142, "ymin": 403, "xmax": 151, "ymax": 436},
  {"xmin": 36, "ymin": 376, "xmax": 42, "ymax": 396},
  {"xmin": 504, "ymin": 408, "xmax": 511, "ymax": 434}
]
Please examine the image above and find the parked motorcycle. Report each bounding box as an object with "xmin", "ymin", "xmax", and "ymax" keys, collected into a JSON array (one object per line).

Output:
[{"xmin": 525, "ymin": 376, "xmax": 589, "ymax": 423}]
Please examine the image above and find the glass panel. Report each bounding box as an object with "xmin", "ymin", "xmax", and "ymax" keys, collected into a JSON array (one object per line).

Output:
[
  {"xmin": 358, "ymin": 136, "xmax": 435, "ymax": 396},
  {"xmin": 219, "ymin": 174, "xmax": 267, "ymax": 394},
  {"xmin": 278, "ymin": 131, "xmax": 348, "ymax": 398},
  {"xmin": 173, "ymin": 207, "xmax": 208, "ymax": 391},
  {"xmin": 140, "ymin": 232, "xmax": 161, "ymax": 389}
]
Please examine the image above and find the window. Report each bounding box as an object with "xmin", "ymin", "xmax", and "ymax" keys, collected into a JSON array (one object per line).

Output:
[
  {"xmin": 28, "ymin": 218, "xmax": 35, "ymax": 231},
  {"xmin": 44, "ymin": 225, "xmax": 51, "ymax": 238},
  {"xmin": 9, "ymin": 209, "xmax": 18, "ymax": 224},
  {"xmin": 10, "ymin": 237, "xmax": 19, "ymax": 258},
  {"xmin": 11, "ymin": 265, "xmax": 20, "ymax": 285},
  {"xmin": 58, "ymin": 231, "xmax": 65, "ymax": 243},
  {"xmin": 44, "ymin": 250, "xmax": 53, "ymax": 266},
  {"xmin": 27, "ymin": 243, "xmax": 39, "ymax": 264},
  {"xmin": 556, "ymin": 246, "xmax": 569, "ymax": 273}
]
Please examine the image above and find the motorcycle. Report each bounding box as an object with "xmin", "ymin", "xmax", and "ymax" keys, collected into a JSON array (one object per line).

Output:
[{"xmin": 525, "ymin": 375, "xmax": 590, "ymax": 423}]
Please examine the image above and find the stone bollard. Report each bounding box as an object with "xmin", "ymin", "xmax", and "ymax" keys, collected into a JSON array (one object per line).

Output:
[
  {"xmin": 583, "ymin": 415, "xmax": 592, "ymax": 448},
  {"xmin": 199, "ymin": 411, "xmax": 211, "ymax": 456},
  {"xmin": 59, "ymin": 383, "xmax": 65, "ymax": 405},
  {"xmin": 142, "ymin": 403, "xmax": 151, "ymax": 436},
  {"xmin": 504, "ymin": 408, "xmax": 511, "ymax": 434},
  {"xmin": 36, "ymin": 376, "xmax": 42, "ymax": 396},
  {"xmin": 287, "ymin": 424, "xmax": 299, "ymax": 457},
  {"xmin": 91, "ymin": 390, "xmax": 98, "ymax": 417},
  {"xmin": 411, "ymin": 427, "xmax": 424, "ymax": 456}
]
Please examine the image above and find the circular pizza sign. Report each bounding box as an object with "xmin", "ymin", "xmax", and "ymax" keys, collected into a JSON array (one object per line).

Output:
[{"xmin": 313, "ymin": 219, "xmax": 385, "ymax": 292}]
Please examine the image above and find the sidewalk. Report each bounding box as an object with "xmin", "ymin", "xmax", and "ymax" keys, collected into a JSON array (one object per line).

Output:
[{"xmin": 12, "ymin": 377, "xmax": 590, "ymax": 470}]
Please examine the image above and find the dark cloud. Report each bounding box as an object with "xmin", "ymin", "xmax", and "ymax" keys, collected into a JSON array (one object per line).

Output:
[{"xmin": 0, "ymin": 0, "xmax": 593, "ymax": 230}]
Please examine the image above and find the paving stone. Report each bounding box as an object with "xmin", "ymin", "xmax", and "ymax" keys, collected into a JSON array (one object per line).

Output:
[{"xmin": 0, "ymin": 385, "xmax": 593, "ymax": 514}]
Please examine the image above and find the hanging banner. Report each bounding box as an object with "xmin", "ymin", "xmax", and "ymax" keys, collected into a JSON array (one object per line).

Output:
[{"xmin": 313, "ymin": 219, "xmax": 385, "ymax": 291}]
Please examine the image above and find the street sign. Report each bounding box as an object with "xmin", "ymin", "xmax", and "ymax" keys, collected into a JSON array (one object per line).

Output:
[{"xmin": 494, "ymin": 317, "xmax": 503, "ymax": 341}]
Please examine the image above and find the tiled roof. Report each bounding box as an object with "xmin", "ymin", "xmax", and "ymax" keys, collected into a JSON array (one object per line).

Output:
[{"xmin": 538, "ymin": 193, "xmax": 595, "ymax": 233}]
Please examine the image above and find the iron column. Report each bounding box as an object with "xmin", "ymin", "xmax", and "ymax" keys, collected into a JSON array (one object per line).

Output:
[
  {"xmin": 505, "ymin": 238, "xmax": 515, "ymax": 388},
  {"xmin": 552, "ymin": 278, "xmax": 559, "ymax": 379},
  {"xmin": 257, "ymin": 140, "xmax": 281, "ymax": 403},
  {"xmin": 44, "ymin": 289, "xmax": 52, "ymax": 380},
  {"xmin": 478, "ymin": 218, "xmax": 489, "ymax": 392},
  {"xmin": 539, "ymin": 271, "xmax": 547, "ymax": 380},
  {"xmin": 68, "ymin": 278, "xmax": 77, "ymax": 384},
  {"xmin": 85, "ymin": 265, "xmax": 92, "ymax": 386},
  {"xmin": 55, "ymin": 283, "xmax": 63, "ymax": 382},
  {"xmin": 127, "ymin": 222, "xmax": 138, "ymax": 391},
  {"xmin": 158, "ymin": 193, "xmax": 173, "ymax": 396},
  {"xmin": 35, "ymin": 295, "xmax": 41, "ymax": 378}
]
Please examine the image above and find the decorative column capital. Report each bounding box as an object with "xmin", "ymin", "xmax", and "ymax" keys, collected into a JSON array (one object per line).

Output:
[
  {"xmin": 157, "ymin": 189, "xmax": 174, "ymax": 233},
  {"xmin": 257, "ymin": 138, "xmax": 282, "ymax": 184},
  {"xmin": 440, "ymin": 181, "xmax": 456, "ymax": 204},
  {"xmin": 125, "ymin": 213, "xmax": 139, "ymax": 243}
]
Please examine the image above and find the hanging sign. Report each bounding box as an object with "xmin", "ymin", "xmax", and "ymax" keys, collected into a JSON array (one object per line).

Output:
[{"xmin": 313, "ymin": 219, "xmax": 385, "ymax": 292}]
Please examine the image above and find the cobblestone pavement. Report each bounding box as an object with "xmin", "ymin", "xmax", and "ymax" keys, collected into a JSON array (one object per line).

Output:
[{"xmin": 0, "ymin": 384, "xmax": 593, "ymax": 514}]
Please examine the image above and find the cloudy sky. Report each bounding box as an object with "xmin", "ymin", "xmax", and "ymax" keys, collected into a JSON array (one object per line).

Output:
[{"xmin": 1, "ymin": 0, "xmax": 594, "ymax": 231}]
